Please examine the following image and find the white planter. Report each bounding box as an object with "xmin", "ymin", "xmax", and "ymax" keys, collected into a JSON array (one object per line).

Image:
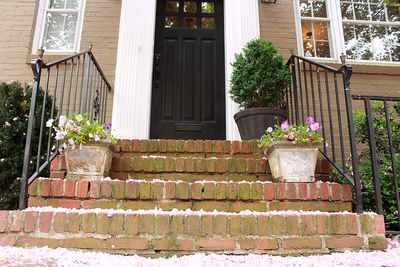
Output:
[
  {"xmin": 65, "ymin": 141, "xmax": 114, "ymax": 180},
  {"xmin": 267, "ymin": 142, "xmax": 320, "ymax": 182}
]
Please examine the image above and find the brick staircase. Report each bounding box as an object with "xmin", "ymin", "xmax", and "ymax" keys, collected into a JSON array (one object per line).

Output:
[{"xmin": 0, "ymin": 140, "xmax": 387, "ymax": 255}]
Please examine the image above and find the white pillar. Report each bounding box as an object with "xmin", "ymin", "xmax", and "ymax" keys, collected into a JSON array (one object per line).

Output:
[
  {"xmin": 224, "ymin": 0, "xmax": 260, "ymax": 140},
  {"xmin": 112, "ymin": 0, "xmax": 157, "ymax": 139}
]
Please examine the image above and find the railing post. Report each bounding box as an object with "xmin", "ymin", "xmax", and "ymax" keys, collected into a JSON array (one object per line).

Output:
[
  {"xmin": 342, "ymin": 63, "xmax": 363, "ymax": 213},
  {"xmin": 19, "ymin": 56, "xmax": 44, "ymax": 210},
  {"xmin": 290, "ymin": 56, "xmax": 300, "ymax": 124}
]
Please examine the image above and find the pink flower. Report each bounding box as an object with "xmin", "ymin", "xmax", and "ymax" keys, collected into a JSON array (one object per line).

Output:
[
  {"xmin": 288, "ymin": 133, "xmax": 295, "ymax": 141},
  {"xmin": 310, "ymin": 122, "xmax": 320, "ymax": 131},
  {"xmin": 55, "ymin": 132, "xmax": 64, "ymax": 141},
  {"xmin": 280, "ymin": 121, "xmax": 289, "ymax": 131},
  {"xmin": 306, "ymin": 116, "xmax": 315, "ymax": 126}
]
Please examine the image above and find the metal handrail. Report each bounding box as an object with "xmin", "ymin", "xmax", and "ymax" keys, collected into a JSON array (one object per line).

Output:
[{"xmin": 19, "ymin": 48, "xmax": 112, "ymax": 209}]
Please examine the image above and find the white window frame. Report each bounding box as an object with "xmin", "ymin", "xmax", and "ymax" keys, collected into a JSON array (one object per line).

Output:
[
  {"xmin": 32, "ymin": 0, "xmax": 86, "ymax": 55},
  {"xmin": 294, "ymin": 0, "xmax": 400, "ymax": 65}
]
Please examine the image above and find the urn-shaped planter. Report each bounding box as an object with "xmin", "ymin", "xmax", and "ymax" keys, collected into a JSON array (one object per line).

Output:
[
  {"xmin": 65, "ymin": 141, "xmax": 113, "ymax": 180},
  {"xmin": 267, "ymin": 142, "xmax": 320, "ymax": 182}
]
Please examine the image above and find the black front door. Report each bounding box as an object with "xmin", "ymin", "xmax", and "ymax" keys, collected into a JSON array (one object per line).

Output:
[{"xmin": 150, "ymin": 0, "xmax": 225, "ymax": 140}]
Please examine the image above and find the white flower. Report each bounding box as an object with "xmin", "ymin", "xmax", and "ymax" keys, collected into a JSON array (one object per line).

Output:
[
  {"xmin": 94, "ymin": 135, "xmax": 100, "ymax": 142},
  {"xmin": 12, "ymin": 117, "xmax": 18, "ymax": 121},
  {"xmin": 267, "ymin": 127, "xmax": 273, "ymax": 133},
  {"xmin": 89, "ymin": 133, "xmax": 94, "ymax": 138},
  {"xmin": 75, "ymin": 114, "xmax": 83, "ymax": 122},
  {"xmin": 46, "ymin": 119, "xmax": 54, "ymax": 128},
  {"xmin": 58, "ymin": 116, "xmax": 67, "ymax": 127},
  {"xmin": 3, "ymin": 122, "xmax": 10, "ymax": 128},
  {"xmin": 0, "ymin": 159, "xmax": 5, "ymax": 162},
  {"xmin": 86, "ymin": 121, "xmax": 90, "ymax": 126}
]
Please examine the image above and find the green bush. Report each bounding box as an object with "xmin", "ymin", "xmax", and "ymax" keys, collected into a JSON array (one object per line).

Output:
[
  {"xmin": 229, "ymin": 39, "xmax": 291, "ymax": 109},
  {"xmin": 0, "ymin": 81, "xmax": 54, "ymax": 210}
]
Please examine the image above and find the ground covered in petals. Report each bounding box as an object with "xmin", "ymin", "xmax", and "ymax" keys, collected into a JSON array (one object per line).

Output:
[{"xmin": 0, "ymin": 240, "xmax": 399, "ymax": 267}]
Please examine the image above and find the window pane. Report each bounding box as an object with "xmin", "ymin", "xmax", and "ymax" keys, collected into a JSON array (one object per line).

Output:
[
  {"xmin": 184, "ymin": 17, "xmax": 197, "ymax": 28},
  {"xmin": 66, "ymin": 0, "xmax": 80, "ymax": 9},
  {"xmin": 313, "ymin": 0, "xmax": 327, "ymax": 18},
  {"xmin": 201, "ymin": 17, "xmax": 215, "ymax": 28},
  {"xmin": 165, "ymin": 16, "xmax": 179, "ymax": 28},
  {"xmin": 301, "ymin": 21, "xmax": 331, "ymax": 57},
  {"xmin": 43, "ymin": 12, "xmax": 78, "ymax": 51},
  {"xmin": 370, "ymin": 4, "xmax": 386, "ymax": 21},
  {"xmin": 316, "ymin": 41, "xmax": 330, "ymax": 57},
  {"xmin": 313, "ymin": 22, "xmax": 328, "ymax": 40},
  {"xmin": 300, "ymin": 0, "xmax": 312, "ymax": 17},
  {"xmin": 49, "ymin": 0, "xmax": 66, "ymax": 9},
  {"xmin": 370, "ymin": 25, "xmax": 390, "ymax": 61},
  {"xmin": 184, "ymin": 2, "xmax": 197, "ymax": 13},
  {"xmin": 389, "ymin": 27, "xmax": 400, "ymax": 61},
  {"xmin": 353, "ymin": 3, "xmax": 369, "ymax": 20},
  {"xmin": 387, "ymin": 5, "xmax": 400, "ymax": 22},
  {"xmin": 341, "ymin": 2, "xmax": 354, "ymax": 20},
  {"xmin": 166, "ymin": 1, "xmax": 179, "ymax": 13},
  {"xmin": 202, "ymin": 2, "xmax": 215, "ymax": 13}
]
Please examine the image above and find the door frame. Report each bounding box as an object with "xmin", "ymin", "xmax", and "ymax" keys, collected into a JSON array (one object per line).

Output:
[{"xmin": 112, "ymin": 0, "xmax": 260, "ymax": 140}]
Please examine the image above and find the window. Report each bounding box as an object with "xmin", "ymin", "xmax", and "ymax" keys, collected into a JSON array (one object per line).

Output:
[
  {"xmin": 32, "ymin": 0, "xmax": 86, "ymax": 53},
  {"xmin": 295, "ymin": 0, "xmax": 400, "ymax": 63}
]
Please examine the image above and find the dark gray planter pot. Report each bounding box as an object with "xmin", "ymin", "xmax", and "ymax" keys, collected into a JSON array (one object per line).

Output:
[{"xmin": 234, "ymin": 107, "xmax": 287, "ymax": 140}]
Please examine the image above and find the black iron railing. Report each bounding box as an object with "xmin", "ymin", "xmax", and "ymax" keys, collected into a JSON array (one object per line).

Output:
[
  {"xmin": 19, "ymin": 48, "xmax": 112, "ymax": 209},
  {"xmin": 287, "ymin": 54, "xmax": 400, "ymax": 230}
]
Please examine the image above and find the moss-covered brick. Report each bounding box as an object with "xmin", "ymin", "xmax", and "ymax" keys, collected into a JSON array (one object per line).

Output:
[
  {"xmin": 131, "ymin": 157, "xmax": 142, "ymax": 172},
  {"xmin": 368, "ymin": 236, "xmax": 388, "ymax": 250},
  {"xmin": 216, "ymin": 158, "xmax": 226, "ymax": 173},
  {"xmin": 231, "ymin": 141, "xmax": 240, "ymax": 154},
  {"xmin": 158, "ymin": 140, "xmax": 167, "ymax": 152},
  {"xmin": 155, "ymin": 214, "xmax": 170, "ymax": 235},
  {"xmin": 202, "ymin": 182, "xmax": 215, "ymax": 199},
  {"xmin": 139, "ymin": 182, "xmax": 151, "ymax": 200},
  {"xmin": 185, "ymin": 158, "xmax": 195, "ymax": 173},
  {"xmin": 185, "ymin": 215, "xmax": 200, "ymax": 236},
  {"xmin": 80, "ymin": 213, "xmax": 96, "ymax": 233},
  {"xmin": 201, "ymin": 215, "xmax": 213, "ymax": 236},
  {"xmin": 151, "ymin": 182, "xmax": 164, "ymax": 199},
  {"xmin": 139, "ymin": 140, "xmax": 149, "ymax": 152},
  {"xmin": 139, "ymin": 214, "xmax": 155, "ymax": 234},
  {"xmin": 251, "ymin": 182, "xmax": 263, "ymax": 200},
  {"xmin": 184, "ymin": 140, "xmax": 195, "ymax": 152},
  {"xmin": 28, "ymin": 180, "xmax": 39, "ymax": 196},
  {"xmin": 256, "ymin": 159, "xmax": 267, "ymax": 173},
  {"xmin": 205, "ymin": 159, "xmax": 216, "ymax": 173},
  {"xmin": 242, "ymin": 215, "xmax": 257, "ymax": 235},
  {"xmin": 119, "ymin": 156, "xmax": 131, "ymax": 171},
  {"xmin": 171, "ymin": 214, "xmax": 185, "ymax": 235},
  {"xmin": 164, "ymin": 157, "xmax": 176, "ymax": 173},
  {"xmin": 238, "ymin": 183, "xmax": 250, "ymax": 200},
  {"xmin": 176, "ymin": 140, "xmax": 185, "ymax": 152},
  {"xmin": 227, "ymin": 183, "xmax": 238, "ymax": 200},
  {"xmin": 148, "ymin": 140, "xmax": 158, "ymax": 152},
  {"xmin": 214, "ymin": 215, "xmax": 228, "ymax": 235},
  {"xmin": 236, "ymin": 159, "xmax": 246, "ymax": 173},
  {"xmin": 230, "ymin": 215, "xmax": 241, "ymax": 235},
  {"xmin": 165, "ymin": 182, "xmax": 176, "ymax": 199},
  {"xmin": 359, "ymin": 214, "xmax": 375, "ymax": 234},
  {"xmin": 96, "ymin": 213, "xmax": 110, "ymax": 234},
  {"xmin": 125, "ymin": 214, "xmax": 139, "ymax": 235},
  {"xmin": 194, "ymin": 140, "xmax": 204, "ymax": 152},
  {"xmin": 142, "ymin": 158, "xmax": 155, "ymax": 172},
  {"xmin": 151, "ymin": 238, "xmax": 176, "ymax": 250},
  {"xmin": 112, "ymin": 181, "xmax": 125, "ymax": 199},
  {"xmin": 154, "ymin": 158, "xmax": 165, "ymax": 172},
  {"xmin": 204, "ymin": 140, "xmax": 213, "ymax": 153},
  {"xmin": 125, "ymin": 181, "xmax": 139, "ymax": 199},
  {"xmin": 166, "ymin": 140, "xmax": 176, "ymax": 152},
  {"xmin": 191, "ymin": 182, "xmax": 202, "ymax": 200},
  {"xmin": 227, "ymin": 158, "xmax": 237, "ymax": 173},
  {"xmin": 328, "ymin": 214, "xmax": 347, "ymax": 235},
  {"xmin": 176, "ymin": 157, "xmax": 185, "ymax": 173},
  {"xmin": 240, "ymin": 141, "xmax": 250, "ymax": 153},
  {"xmin": 214, "ymin": 140, "xmax": 223, "ymax": 153},
  {"xmin": 110, "ymin": 214, "xmax": 124, "ymax": 234},
  {"xmin": 270, "ymin": 215, "xmax": 285, "ymax": 235},
  {"xmin": 223, "ymin": 141, "xmax": 231, "ymax": 154},
  {"xmin": 177, "ymin": 182, "xmax": 190, "ymax": 200},
  {"xmin": 215, "ymin": 183, "xmax": 226, "ymax": 200},
  {"xmin": 195, "ymin": 159, "xmax": 205, "ymax": 173}
]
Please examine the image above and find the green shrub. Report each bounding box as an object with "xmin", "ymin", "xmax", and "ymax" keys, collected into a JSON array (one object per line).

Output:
[
  {"xmin": 0, "ymin": 81, "xmax": 54, "ymax": 210},
  {"xmin": 229, "ymin": 39, "xmax": 291, "ymax": 109}
]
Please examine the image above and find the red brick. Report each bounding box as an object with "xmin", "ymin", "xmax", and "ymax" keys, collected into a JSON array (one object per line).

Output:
[
  {"xmin": 89, "ymin": 181, "xmax": 101, "ymax": 199},
  {"xmin": 316, "ymin": 215, "xmax": 328, "ymax": 235},
  {"xmin": 329, "ymin": 214, "xmax": 347, "ymax": 234},
  {"xmin": 155, "ymin": 214, "xmax": 170, "ymax": 235},
  {"xmin": 111, "ymin": 154, "xmax": 122, "ymax": 171},
  {"xmin": 286, "ymin": 215, "xmax": 299, "ymax": 235},
  {"xmin": 96, "ymin": 213, "xmax": 110, "ymax": 234},
  {"xmin": 50, "ymin": 171, "xmax": 66, "ymax": 179},
  {"xmin": 275, "ymin": 183, "xmax": 286, "ymax": 200},
  {"xmin": 17, "ymin": 236, "xmax": 60, "ymax": 248},
  {"xmin": 246, "ymin": 159, "xmax": 256, "ymax": 174},
  {"xmin": 125, "ymin": 181, "xmax": 139, "ymax": 199},
  {"xmin": 28, "ymin": 180, "xmax": 39, "ymax": 196},
  {"xmin": 40, "ymin": 179, "xmax": 52, "ymax": 197},
  {"xmin": 39, "ymin": 212, "xmax": 53, "ymax": 233},
  {"xmin": 214, "ymin": 140, "xmax": 223, "ymax": 153},
  {"xmin": 102, "ymin": 181, "xmax": 112, "ymax": 198},
  {"xmin": 125, "ymin": 214, "xmax": 139, "ymax": 235},
  {"xmin": 198, "ymin": 239, "xmax": 235, "ymax": 251},
  {"xmin": 53, "ymin": 212, "xmax": 66, "ymax": 233},
  {"xmin": 196, "ymin": 158, "xmax": 205, "ymax": 173},
  {"xmin": 214, "ymin": 215, "xmax": 228, "ymax": 235},
  {"xmin": 191, "ymin": 182, "xmax": 202, "ymax": 200},
  {"xmin": 308, "ymin": 183, "xmax": 318, "ymax": 200},
  {"xmin": 113, "ymin": 180, "xmax": 126, "ymax": 199},
  {"xmin": 63, "ymin": 237, "xmax": 104, "ymax": 250},
  {"xmin": 301, "ymin": 215, "xmax": 316, "ymax": 235},
  {"xmin": 0, "ymin": 211, "xmax": 9, "ymax": 232},
  {"xmin": 110, "ymin": 214, "xmax": 124, "ymax": 234},
  {"xmin": 346, "ymin": 214, "xmax": 359, "ymax": 235},
  {"xmin": 240, "ymin": 239, "xmax": 255, "ymax": 250},
  {"xmin": 0, "ymin": 236, "xmax": 18, "ymax": 246},
  {"xmin": 287, "ymin": 183, "xmax": 297, "ymax": 200},
  {"xmin": 80, "ymin": 213, "xmax": 96, "ymax": 233},
  {"xmin": 185, "ymin": 158, "xmax": 195, "ymax": 173},
  {"xmin": 342, "ymin": 185, "xmax": 352, "ymax": 201},
  {"xmin": 176, "ymin": 157, "xmax": 185, "ymax": 172},
  {"xmin": 177, "ymin": 182, "xmax": 190, "ymax": 200},
  {"xmin": 23, "ymin": 211, "xmax": 38, "ymax": 232},
  {"xmin": 223, "ymin": 141, "xmax": 231, "ymax": 154},
  {"xmin": 64, "ymin": 180, "xmax": 76, "ymax": 198},
  {"xmin": 216, "ymin": 158, "xmax": 226, "ymax": 173},
  {"xmin": 202, "ymin": 182, "xmax": 215, "ymax": 199},
  {"xmin": 176, "ymin": 239, "xmax": 196, "ymax": 251},
  {"xmin": 185, "ymin": 214, "xmax": 200, "ymax": 235},
  {"xmin": 281, "ymin": 238, "xmax": 322, "ymax": 249},
  {"xmin": 227, "ymin": 182, "xmax": 238, "ymax": 200},
  {"xmin": 50, "ymin": 156, "xmax": 61, "ymax": 171},
  {"xmin": 230, "ymin": 215, "xmax": 241, "ymax": 235},
  {"xmin": 319, "ymin": 183, "xmax": 329, "ymax": 200},
  {"xmin": 256, "ymin": 159, "xmax": 267, "ymax": 173},
  {"xmin": 165, "ymin": 181, "xmax": 176, "ymax": 199},
  {"xmin": 205, "ymin": 159, "xmax": 216, "ymax": 173},
  {"xmin": 139, "ymin": 214, "xmax": 155, "ymax": 234},
  {"xmin": 325, "ymin": 237, "xmax": 364, "ymax": 249},
  {"xmin": 166, "ymin": 140, "xmax": 177, "ymax": 152},
  {"xmin": 76, "ymin": 180, "xmax": 89, "ymax": 199},
  {"xmin": 255, "ymin": 239, "xmax": 279, "ymax": 250},
  {"xmin": 171, "ymin": 214, "xmax": 185, "ymax": 235},
  {"xmin": 257, "ymin": 216, "xmax": 270, "ymax": 236},
  {"xmin": 330, "ymin": 183, "xmax": 341, "ymax": 201},
  {"xmin": 47, "ymin": 199, "xmax": 81, "ymax": 209},
  {"xmin": 241, "ymin": 141, "xmax": 250, "ymax": 154},
  {"xmin": 66, "ymin": 212, "xmax": 80, "ymax": 233},
  {"xmin": 9, "ymin": 212, "xmax": 23, "ymax": 232},
  {"xmin": 204, "ymin": 140, "xmax": 213, "ymax": 153},
  {"xmin": 264, "ymin": 183, "xmax": 274, "ymax": 201},
  {"xmin": 374, "ymin": 215, "xmax": 386, "ymax": 234},
  {"xmin": 51, "ymin": 179, "xmax": 64, "ymax": 197},
  {"xmin": 231, "ymin": 141, "xmax": 240, "ymax": 154},
  {"xmin": 105, "ymin": 238, "xmax": 149, "ymax": 250},
  {"xmin": 298, "ymin": 183, "xmax": 308, "ymax": 200}
]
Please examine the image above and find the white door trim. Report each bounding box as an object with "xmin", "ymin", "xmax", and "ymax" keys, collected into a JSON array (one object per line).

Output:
[{"xmin": 112, "ymin": 0, "xmax": 260, "ymax": 140}]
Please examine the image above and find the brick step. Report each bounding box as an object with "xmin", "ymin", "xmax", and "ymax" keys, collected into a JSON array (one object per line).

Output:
[
  {"xmin": 0, "ymin": 208, "xmax": 387, "ymax": 255},
  {"xmin": 28, "ymin": 178, "xmax": 352, "ymax": 212},
  {"xmin": 51, "ymin": 154, "xmax": 330, "ymax": 182}
]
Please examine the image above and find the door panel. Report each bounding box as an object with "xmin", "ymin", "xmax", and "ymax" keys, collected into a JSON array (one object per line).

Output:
[{"xmin": 150, "ymin": 0, "xmax": 225, "ymax": 140}]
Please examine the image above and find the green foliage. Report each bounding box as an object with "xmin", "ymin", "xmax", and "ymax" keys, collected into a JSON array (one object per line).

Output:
[
  {"xmin": 49, "ymin": 113, "xmax": 114, "ymax": 149},
  {"xmin": 229, "ymin": 39, "xmax": 291, "ymax": 109},
  {"xmin": 259, "ymin": 117, "xmax": 323, "ymax": 149},
  {"xmin": 0, "ymin": 81, "xmax": 54, "ymax": 210}
]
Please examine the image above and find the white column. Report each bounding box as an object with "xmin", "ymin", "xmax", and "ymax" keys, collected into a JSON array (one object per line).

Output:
[
  {"xmin": 224, "ymin": 0, "xmax": 260, "ymax": 140},
  {"xmin": 112, "ymin": 0, "xmax": 157, "ymax": 139}
]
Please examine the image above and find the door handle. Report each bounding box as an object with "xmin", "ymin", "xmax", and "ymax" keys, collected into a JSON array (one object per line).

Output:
[{"xmin": 154, "ymin": 53, "xmax": 161, "ymax": 89}]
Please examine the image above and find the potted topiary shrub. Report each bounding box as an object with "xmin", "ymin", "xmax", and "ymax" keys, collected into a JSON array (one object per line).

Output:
[
  {"xmin": 259, "ymin": 117, "xmax": 323, "ymax": 182},
  {"xmin": 47, "ymin": 113, "xmax": 114, "ymax": 180},
  {"xmin": 230, "ymin": 39, "xmax": 291, "ymax": 140}
]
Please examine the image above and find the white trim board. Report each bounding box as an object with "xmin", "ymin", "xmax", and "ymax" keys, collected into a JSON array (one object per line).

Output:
[{"xmin": 112, "ymin": 0, "xmax": 260, "ymax": 140}]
